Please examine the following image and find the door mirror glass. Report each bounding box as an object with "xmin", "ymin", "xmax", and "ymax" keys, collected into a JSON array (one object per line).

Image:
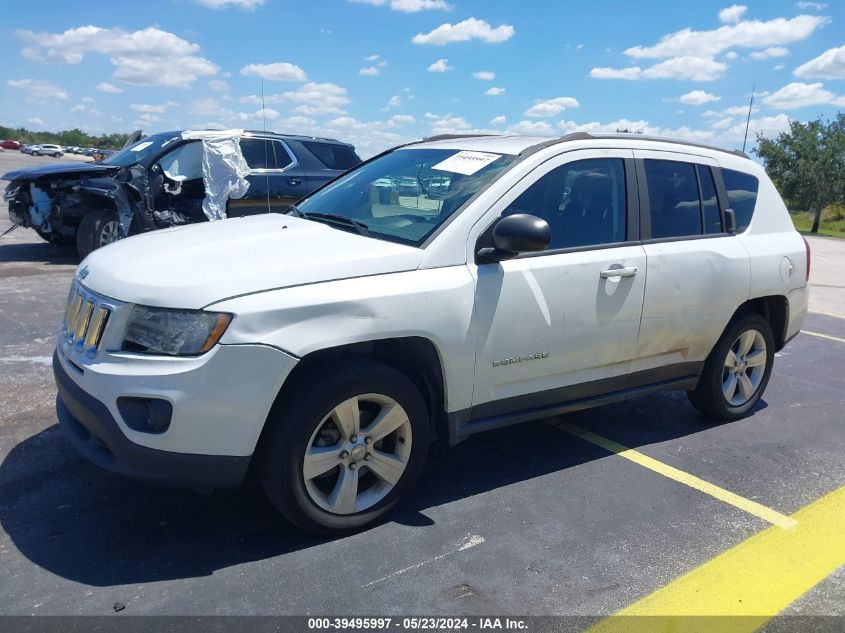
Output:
[{"xmin": 478, "ymin": 213, "xmax": 551, "ymax": 263}]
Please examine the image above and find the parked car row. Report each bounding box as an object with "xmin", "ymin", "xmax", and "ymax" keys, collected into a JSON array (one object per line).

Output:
[
  {"xmin": 20, "ymin": 143, "xmax": 65, "ymax": 157},
  {"xmin": 3, "ymin": 129, "xmax": 362, "ymax": 257}
]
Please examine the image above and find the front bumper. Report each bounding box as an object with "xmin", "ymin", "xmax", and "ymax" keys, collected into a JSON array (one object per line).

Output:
[{"xmin": 54, "ymin": 351, "xmax": 250, "ymax": 488}]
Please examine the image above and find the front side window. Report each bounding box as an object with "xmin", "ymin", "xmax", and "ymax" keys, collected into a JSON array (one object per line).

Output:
[
  {"xmin": 504, "ymin": 158, "xmax": 627, "ymax": 250},
  {"xmin": 156, "ymin": 141, "xmax": 203, "ymax": 182},
  {"xmin": 722, "ymin": 168, "xmax": 759, "ymax": 232},
  {"xmin": 644, "ymin": 160, "xmax": 702, "ymax": 239},
  {"xmin": 296, "ymin": 148, "xmax": 517, "ymax": 246}
]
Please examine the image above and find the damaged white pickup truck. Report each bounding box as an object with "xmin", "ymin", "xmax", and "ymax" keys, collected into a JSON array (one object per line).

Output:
[{"xmin": 3, "ymin": 129, "xmax": 360, "ymax": 257}]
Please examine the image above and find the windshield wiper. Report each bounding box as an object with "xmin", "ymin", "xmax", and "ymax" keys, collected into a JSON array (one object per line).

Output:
[
  {"xmin": 304, "ymin": 212, "xmax": 371, "ymax": 237},
  {"xmin": 283, "ymin": 204, "xmax": 305, "ymax": 218}
]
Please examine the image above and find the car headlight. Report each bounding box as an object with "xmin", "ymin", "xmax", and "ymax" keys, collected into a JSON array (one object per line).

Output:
[{"xmin": 122, "ymin": 305, "xmax": 232, "ymax": 356}]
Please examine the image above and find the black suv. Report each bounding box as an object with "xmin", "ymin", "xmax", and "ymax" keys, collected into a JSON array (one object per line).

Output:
[{"xmin": 2, "ymin": 130, "xmax": 361, "ymax": 257}]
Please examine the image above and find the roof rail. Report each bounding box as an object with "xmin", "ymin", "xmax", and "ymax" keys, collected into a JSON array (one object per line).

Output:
[
  {"xmin": 421, "ymin": 133, "xmax": 496, "ymax": 142},
  {"xmin": 551, "ymin": 132, "xmax": 749, "ymax": 158}
]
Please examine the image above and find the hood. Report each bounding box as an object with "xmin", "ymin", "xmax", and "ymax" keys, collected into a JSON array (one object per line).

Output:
[
  {"xmin": 78, "ymin": 214, "xmax": 423, "ymax": 309},
  {"xmin": 2, "ymin": 162, "xmax": 119, "ymax": 182}
]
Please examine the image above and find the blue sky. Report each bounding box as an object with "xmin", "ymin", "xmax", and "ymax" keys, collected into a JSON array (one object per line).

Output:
[{"xmin": 2, "ymin": 0, "xmax": 844, "ymax": 156}]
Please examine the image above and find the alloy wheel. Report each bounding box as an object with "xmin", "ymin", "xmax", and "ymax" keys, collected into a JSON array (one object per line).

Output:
[
  {"xmin": 98, "ymin": 220, "xmax": 120, "ymax": 247},
  {"xmin": 722, "ymin": 329, "xmax": 767, "ymax": 406},
  {"xmin": 303, "ymin": 393, "xmax": 412, "ymax": 515}
]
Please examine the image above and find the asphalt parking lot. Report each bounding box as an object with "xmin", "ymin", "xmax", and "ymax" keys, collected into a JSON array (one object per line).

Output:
[{"xmin": 0, "ymin": 151, "xmax": 843, "ymax": 623}]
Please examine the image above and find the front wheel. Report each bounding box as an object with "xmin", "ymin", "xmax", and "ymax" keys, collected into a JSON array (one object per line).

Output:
[
  {"xmin": 32, "ymin": 151, "xmax": 40, "ymax": 156},
  {"xmin": 259, "ymin": 359, "xmax": 430, "ymax": 534},
  {"xmin": 688, "ymin": 311, "xmax": 775, "ymax": 420},
  {"xmin": 75, "ymin": 210, "xmax": 121, "ymax": 259}
]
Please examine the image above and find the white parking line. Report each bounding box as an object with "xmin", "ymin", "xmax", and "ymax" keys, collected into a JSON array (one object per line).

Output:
[{"xmin": 803, "ymin": 330, "xmax": 845, "ymax": 344}]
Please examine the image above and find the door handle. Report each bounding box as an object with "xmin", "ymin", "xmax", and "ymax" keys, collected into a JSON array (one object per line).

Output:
[
  {"xmin": 287, "ymin": 177, "xmax": 302, "ymax": 186},
  {"xmin": 600, "ymin": 266, "xmax": 638, "ymax": 279}
]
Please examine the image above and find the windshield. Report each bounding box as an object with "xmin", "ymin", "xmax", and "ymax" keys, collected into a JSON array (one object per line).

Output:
[
  {"xmin": 296, "ymin": 148, "xmax": 517, "ymax": 246},
  {"xmin": 101, "ymin": 133, "xmax": 181, "ymax": 167}
]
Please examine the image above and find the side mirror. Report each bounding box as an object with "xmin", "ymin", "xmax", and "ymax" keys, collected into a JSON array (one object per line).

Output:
[
  {"xmin": 724, "ymin": 208, "xmax": 737, "ymax": 234},
  {"xmin": 477, "ymin": 213, "xmax": 551, "ymax": 263}
]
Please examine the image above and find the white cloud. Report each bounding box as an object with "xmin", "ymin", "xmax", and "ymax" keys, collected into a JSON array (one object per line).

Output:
[
  {"xmin": 711, "ymin": 116, "xmax": 735, "ymax": 129},
  {"xmin": 749, "ymin": 46, "xmax": 789, "ymax": 59},
  {"xmin": 719, "ymin": 5, "xmax": 748, "ymax": 24},
  {"xmin": 192, "ymin": 0, "xmax": 265, "ymax": 8},
  {"xmin": 387, "ymin": 95, "xmax": 402, "ymax": 108},
  {"xmin": 485, "ymin": 86, "xmax": 506, "ymax": 96},
  {"xmin": 365, "ymin": 53, "xmax": 381, "ymax": 61},
  {"xmin": 81, "ymin": 96, "xmax": 94, "ymax": 103},
  {"xmin": 27, "ymin": 117, "xmax": 44, "ymax": 127},
  {"xmin": 795, "ymin": 45, "xmax": 845, "ymax": 80},
  {"xmin": 276, "ymin": 115, "xmax": 316, "ymax": 130},
  {"xmin": 208, "ymin": 79, "xmax": 229, "ymax": 92},
  {"xmin": 490, "ymin": 115, "xmax": 506, "ymax": 126},
  {"xmin": 723, "ymin": 113, "xmax": 791, "ymax": 140},
  {"xmin": 130, "ymin": 103, "xmax": 166, "ymax": 114},
  {"xmin": 241, "ymin": 82, "xmax": 349, "ymax": 115},
  {"xmin": 678, "ymin": 90, "xmax": 722, "ymax": 105},
  {"xmin": 234, "ymin": 107, "xmax": 279, "ymax": 122},
  {"xmin": 388, "ymin": 114, "xmax": 415, "ymax": 126},
  {"xmin": 761, "ymin": 81, "xmax": 845, "ymax": 109},
  {"xmin": 350, "ymin": 0, "xmax": 452, "ymax": 11},
  {"xmin": 428, "ymin": 58, "xmax": 453, "ymax": 72},
  {"xmin": 591, "ymin": 56, "xmax": 728, "ymax": 81},
  {"xmin": 797, "ymin": 2, "xmax": 827, "ymax": 10},
  {"xmin": 240, "ymin": 62, "xmax": 307, "ymax": 82},
  {"xmin": 507, "ymin": 120, "xmax": 555, "ymax": 135},
  {"xmin": 473, "ymin": 70, "xmax": 495, "ymax": 80},
  {"xmin": 623, "ymin": 14, "xmax": 827, "ymax": 59},
  {"xmin": 558, "ymin": 118, "xmax": 717, "ymax": 142},
  {"xmin": 412, "ymin": 18, "xmax": 515, "ymax": 45},
  {"xmin": 359, "ymin": 66, "xmax": 380, "ymax": 76},
  {"xmin": 774, "ymin": 63, "xmax": 786, "ymax": 70},
  {"xmin": 7, "ymin": 78, "xmax": 67, "ymax": 101},
  {"xmin": 190, "ymin": 97, "xmax": 234, "ymax": 118},
  {"xmin": 96, "ymin": 81, "xmax": 123, "ymax": 94},
  {"xmin": 524, "ymin": 96, "xmax": 580, "ymax": 117},
  {"xmin": 724, "ymin": 51, "xmax": 739, "ymax": 60},
  {"xmin": 18, "ymin": 25, "xmax": 219, "ymax": 87},
  {"xmin": 71, "ymin": 104, "xmax": 86, "ymax": 113}
]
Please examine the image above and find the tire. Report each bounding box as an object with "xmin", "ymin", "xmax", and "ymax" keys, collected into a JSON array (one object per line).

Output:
[
  {"xmin": 32, "ymin": 151, "xmax": 40, "ymax": 156},
  {"xmin": 75, "ymin": 210, "xmax": 121, "ymax": 259},
  {"xmin": 688, "ymin": 311, "xmax": 775, "ymax": 421},
  {"xmin": 259, "ymin": 358, "xmax": 430, "ymax": 534}
]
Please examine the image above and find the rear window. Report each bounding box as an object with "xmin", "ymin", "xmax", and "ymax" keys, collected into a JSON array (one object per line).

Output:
[
  {"xmin": 302, "ymin": 141, "xmax": 360, "ymax": 171},
  {"xmin": 722, "ymin": 168, "xmax": 759, "ymax": 232}
]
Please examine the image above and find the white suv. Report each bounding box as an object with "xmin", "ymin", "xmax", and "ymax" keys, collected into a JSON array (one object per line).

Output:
[
  {"xmin": 32, "ymin": 144, "xmax": 64, "ymax": 157},
  {"xmin": 53, "ymin": 133, "xmax": 809, "ymax": 533}
]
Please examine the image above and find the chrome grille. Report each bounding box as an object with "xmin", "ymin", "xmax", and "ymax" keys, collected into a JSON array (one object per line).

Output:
[{"xmin": 61, "ymin": 282, "xmax": 114, "ymax": 357}]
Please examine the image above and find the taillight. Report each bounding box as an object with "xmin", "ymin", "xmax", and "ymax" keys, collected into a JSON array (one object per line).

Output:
[{"xmin": 802, "ymin": 237, "xmax": 811, "ymax": 282}]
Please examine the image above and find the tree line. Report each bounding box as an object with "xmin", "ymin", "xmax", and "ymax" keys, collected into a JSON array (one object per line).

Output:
[{"xmin": 0, "ymin": 125, "xmax": 133, "ymax": 150}]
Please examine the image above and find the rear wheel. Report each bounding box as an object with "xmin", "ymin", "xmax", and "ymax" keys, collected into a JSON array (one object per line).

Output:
[
  {"xmin": 688, "ymin": 311, "xmax": 775, "ymax": 420},
  {"xmin": 75, "ymin": 210, "xmax": 121, "ymax": 258},
  {"xmin": 259, "ymin": 358, "xmax": 430, "ymax": 534}
]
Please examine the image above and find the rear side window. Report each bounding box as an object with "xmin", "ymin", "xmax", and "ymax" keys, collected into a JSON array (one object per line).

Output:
[
  {"xmin": 722, "ymin": 168, "xmax": 759, "ymax": 232},
  {"xmin": 302, "ymin": 141, "xmax": 360, "ymax": 170},
  {"xmin": 644, "ymin": 160, "xmax": 702, "ymax": 238},
  {"xmin": 698, "ymin": 165, "xmax": 722, "ymax": 234},
  {"xmin": 239, "ymin": 139, "xmax": 293, "ymax": 170}
]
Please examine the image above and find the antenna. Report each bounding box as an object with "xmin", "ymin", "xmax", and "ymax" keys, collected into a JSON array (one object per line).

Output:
[
  {"xmin": 261, "ymin": 76, "xmax": 271, "ymax": 213},
  {"xmin": 742, "ymin": 85, "xmax": 755, "ymax": 153}
]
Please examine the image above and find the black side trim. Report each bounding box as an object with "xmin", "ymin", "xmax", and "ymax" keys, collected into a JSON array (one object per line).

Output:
[
  {"xmin": 449, "ymin": 362, "xmax": 702, "ymax": 443},
  {"xmin": 53, "ymin": 351, "xmax": 250, "ymax": 489}
]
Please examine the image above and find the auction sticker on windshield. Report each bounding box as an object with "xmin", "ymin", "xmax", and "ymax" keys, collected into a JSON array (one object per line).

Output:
[{"xmin": 432, "ymin": 151, "xmax": 502, "ymax": 175}]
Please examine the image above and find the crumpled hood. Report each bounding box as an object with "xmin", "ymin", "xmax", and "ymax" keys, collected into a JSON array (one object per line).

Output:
[
  {"xmin": 2, "ymin": 162, "xmax": 120, "ymax": 182},
  {"xmin": 78, "ymin": 214, "xmax": 423, "ymax": 309}
]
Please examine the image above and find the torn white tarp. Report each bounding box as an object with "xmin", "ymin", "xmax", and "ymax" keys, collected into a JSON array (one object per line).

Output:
[{"xmin": 181, "ymin": 129, "xmax": 251, "ymax": 221}]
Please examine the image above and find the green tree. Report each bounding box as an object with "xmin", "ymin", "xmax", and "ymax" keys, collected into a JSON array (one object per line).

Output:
[{"xmin": 755, "ymin": 113, "xmax": 845, "ymax": 233}]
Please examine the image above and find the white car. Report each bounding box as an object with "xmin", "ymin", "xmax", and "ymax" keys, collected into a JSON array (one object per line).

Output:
[
  {"xmin": 53, "ymin": 133, "xmax": 809, "ymax": 533},
  {"xmin": 32, "ymin": 143, "xmax": 64, "ymax": 157}
]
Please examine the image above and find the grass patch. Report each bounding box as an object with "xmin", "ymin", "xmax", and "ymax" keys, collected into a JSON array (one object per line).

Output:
[{"xmin": 790, "ymin": 204, "xmax": 845, "ymax": 238}]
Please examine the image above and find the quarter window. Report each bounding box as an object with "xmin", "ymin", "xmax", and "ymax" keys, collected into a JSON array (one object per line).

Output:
[
  {"xmin": 504, "ymin": 158, "xmax": 627, "ymax": 250},
  {"xmin": 722, "ymin": 168, "xmax": 759, "ymax": 232}
]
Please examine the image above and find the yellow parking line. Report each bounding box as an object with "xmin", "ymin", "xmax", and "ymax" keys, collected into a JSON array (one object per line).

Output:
[
  {"xmin": 809, "ymin": 310, "xmax": 845, "ymax": 320},
  {"xmin": 587, "ymin": 483, "xmax": 845, "ymax": 631},
  {"xmin": 554, "ymin": 421, "xmax": 797, "ymax": 530},
  {"xmin": 803, "ymin": 330, "xmax": 845, "ymax": 344}
]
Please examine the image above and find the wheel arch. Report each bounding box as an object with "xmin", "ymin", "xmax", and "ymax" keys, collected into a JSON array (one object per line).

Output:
[
  {"xmin": 733, "ymin": 295, "xmax": 789, "ymax": 351},
  {"xmin": 258, "ymin": 336, "xmax": 448, "ymax": 451}
]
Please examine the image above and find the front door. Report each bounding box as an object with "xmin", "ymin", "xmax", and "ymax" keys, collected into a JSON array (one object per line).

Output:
[{"xmin": 469, "ymin": 150, "xmax": 647, "ymax": 420}]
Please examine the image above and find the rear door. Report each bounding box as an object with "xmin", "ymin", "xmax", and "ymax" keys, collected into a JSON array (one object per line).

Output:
[
  {"xmin": 230, "ymin": 137, "xmax": 306, "ymax": 216},
  {"xmin": 631, "ymin": 150, "xmax": 749, "ymax": 378}
]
